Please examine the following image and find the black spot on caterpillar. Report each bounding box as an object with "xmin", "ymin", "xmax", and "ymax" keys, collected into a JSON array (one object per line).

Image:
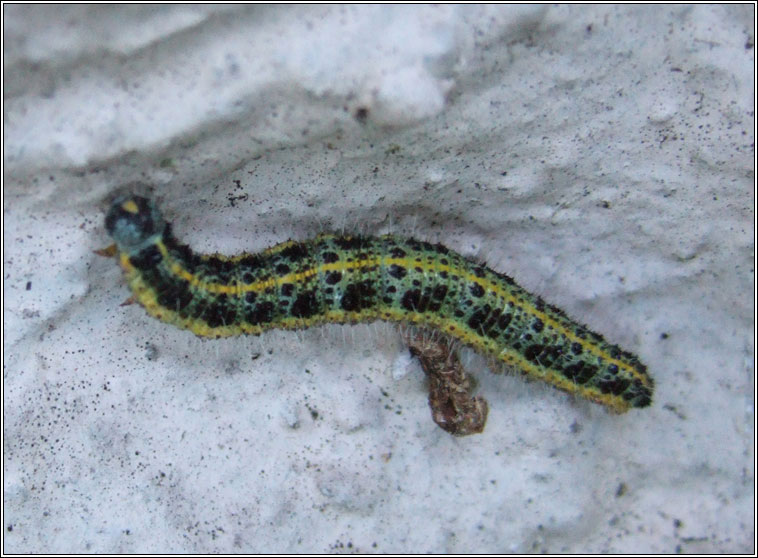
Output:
[{"xmin": 104, "ymin": 195, "xmax": 654, "ymax": 414}]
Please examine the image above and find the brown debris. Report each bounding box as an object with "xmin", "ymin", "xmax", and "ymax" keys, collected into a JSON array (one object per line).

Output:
[{"xmin": 403, "ymin": 329, "xmax": 489, "ymax": 436}]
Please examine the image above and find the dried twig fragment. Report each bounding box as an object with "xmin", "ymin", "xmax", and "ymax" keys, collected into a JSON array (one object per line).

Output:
[{"xmin": 404, "ymin": 330, "xmax": 489, "ymax": 436}]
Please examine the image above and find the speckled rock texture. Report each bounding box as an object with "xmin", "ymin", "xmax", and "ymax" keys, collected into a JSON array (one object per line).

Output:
[{"xmin": 3, "ymin": 5, "xmax": 754, "ymax": 553}]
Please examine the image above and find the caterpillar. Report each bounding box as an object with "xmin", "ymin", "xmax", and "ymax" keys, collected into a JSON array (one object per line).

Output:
[{"xmin": 104, "ymin": 194, "xmax": 653, "ymax": 417}]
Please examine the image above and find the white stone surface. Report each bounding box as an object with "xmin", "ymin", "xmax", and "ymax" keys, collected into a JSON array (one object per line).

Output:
[{"xmin": 3, "ymin": 4, "xmax": 754, "ymax": 553}]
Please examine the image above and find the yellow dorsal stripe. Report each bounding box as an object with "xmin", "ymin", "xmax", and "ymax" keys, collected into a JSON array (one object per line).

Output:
[{"xmin": 150, "ymin": 238, "xmax": 644, "ymax": 383}]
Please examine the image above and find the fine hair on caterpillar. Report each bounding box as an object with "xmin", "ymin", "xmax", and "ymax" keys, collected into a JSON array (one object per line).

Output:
[{"xmin": 103, "ymin": 193, "xmax": 654, "ymax": 431}]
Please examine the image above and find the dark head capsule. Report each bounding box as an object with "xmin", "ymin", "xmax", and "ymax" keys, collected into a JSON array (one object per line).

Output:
[{"xmin": 105, "ymin": 195, "xmax": 166, "ymax": 254}]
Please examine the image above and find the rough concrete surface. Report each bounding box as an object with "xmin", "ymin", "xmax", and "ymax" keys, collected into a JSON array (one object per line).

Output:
[{"xmin": 3, "ymin": 4, "xmax": 754, "ymax": 553}]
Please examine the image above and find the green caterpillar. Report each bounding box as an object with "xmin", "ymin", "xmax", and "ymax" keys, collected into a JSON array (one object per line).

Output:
[{"xmin": 104, "ymin": 195, "xmax": 653, "ymax": 413}]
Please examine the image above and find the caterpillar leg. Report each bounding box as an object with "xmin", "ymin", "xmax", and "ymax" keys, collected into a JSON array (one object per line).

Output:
[
  {"xmin": 94, "ymin": 243, "xmax": 118, "ymax": 258},
  {"xmin": 404, "ymin": 329, "xmax": 489, "ymax": 437},
  {"xmin": 97, "ymin": 244, "xmax": 136, "ymax": 305}
]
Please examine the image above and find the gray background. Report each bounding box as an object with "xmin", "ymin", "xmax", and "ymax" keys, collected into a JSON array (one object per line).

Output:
[{"xmin": 3, "ymin": 5, "xmax": 754, "ymax": 552}]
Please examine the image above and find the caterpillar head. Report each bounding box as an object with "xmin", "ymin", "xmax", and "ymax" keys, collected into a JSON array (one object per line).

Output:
[{"xmin": 105, "ymin": 195, "xmax": 166, "ymax": 253}]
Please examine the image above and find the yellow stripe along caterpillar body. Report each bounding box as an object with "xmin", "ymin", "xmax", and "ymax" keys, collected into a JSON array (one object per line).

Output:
[{"xmin": 105, "ymin": 195, "xmax": 653, "ymax": 413}]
